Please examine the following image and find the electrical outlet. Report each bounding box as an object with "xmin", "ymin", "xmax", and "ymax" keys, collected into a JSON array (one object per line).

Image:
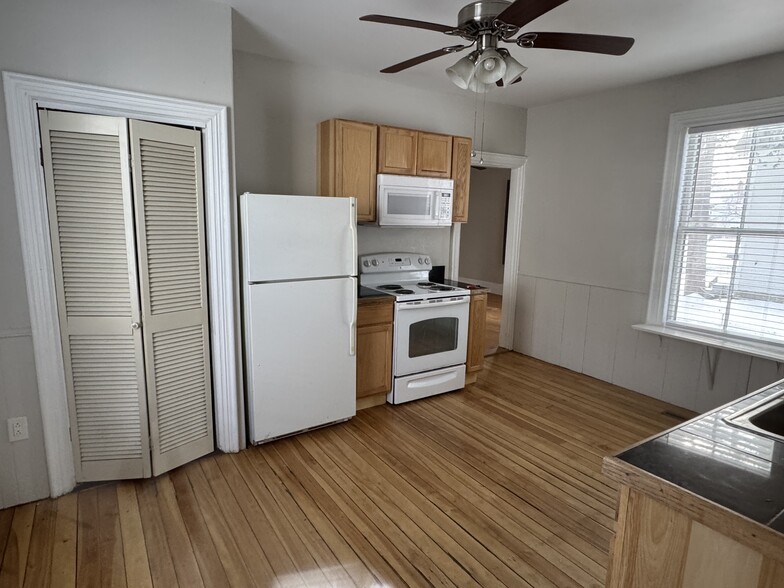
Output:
[{"xmin": 7, "ymin": 417, "xmax": 29, "ymax": 442}]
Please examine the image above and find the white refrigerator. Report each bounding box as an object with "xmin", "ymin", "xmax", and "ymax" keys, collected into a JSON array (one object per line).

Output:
[{"xmin": 240, "ymin": 193, "xmax": 357, "ymax": 444}]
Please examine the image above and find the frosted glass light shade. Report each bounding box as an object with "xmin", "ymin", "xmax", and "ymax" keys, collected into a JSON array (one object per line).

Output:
[
  {"xmin": 501, "ymin": 54, "xmax": 527, "ymax": 86},
  {"xmin": 474, "ymin": 49, "xmax": 506, "ymax": 84},
  {"xmin": 446, "ymin": 55, "xmax": 477, "ymax": 90}
]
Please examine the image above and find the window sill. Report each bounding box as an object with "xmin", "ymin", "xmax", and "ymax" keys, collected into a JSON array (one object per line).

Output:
[{"xmin": 632, "ymin": 324, "xmax": 784, "ymax": 364}]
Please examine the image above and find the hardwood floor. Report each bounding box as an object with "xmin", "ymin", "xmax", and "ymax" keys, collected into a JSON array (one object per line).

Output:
[{"xmin": 0, "ymin": 352, "xmax": 693, "ymax": 587}]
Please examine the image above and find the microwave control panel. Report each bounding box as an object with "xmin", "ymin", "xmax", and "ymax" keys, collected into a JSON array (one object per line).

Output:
[{"xmin": 438, "ymin": 192, "xmax": 452, "ymax": 220}]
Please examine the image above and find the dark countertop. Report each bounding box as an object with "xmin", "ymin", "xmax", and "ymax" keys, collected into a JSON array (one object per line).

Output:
[
  {"xmin": 441, "ymin": 279, "xmax": 489, "ymax": 292},
  {"xmin": 613, "ymin": 381, "xmax": 784, "ymax": 534},
  {"xmin": 358, "ymin": 286, "xmax": 393, "ymax": 300}
]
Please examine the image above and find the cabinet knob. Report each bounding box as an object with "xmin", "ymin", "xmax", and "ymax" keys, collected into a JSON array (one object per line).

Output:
[{"xmin": 131, "ymin": 322, "xmax": 141, "ymax": 331}]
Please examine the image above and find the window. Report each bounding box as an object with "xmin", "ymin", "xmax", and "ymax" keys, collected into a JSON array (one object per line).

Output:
[{"xmin": 642, "ymin": 97, "xmax": 784, "ymax": 360}]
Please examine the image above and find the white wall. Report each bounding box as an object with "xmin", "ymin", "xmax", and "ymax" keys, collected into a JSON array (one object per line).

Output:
[
  {"xmin": 0, "ymin": 0, "xmax": 234, "ymax": 507},
  {"xmin": 517, "ymin": 50, "xmax": 784, "ymax": 413},
  {"xmin": 460, "ymin": 167, "xmax": 511, "ymax": 287},
  {"xmin": 232, "ymin": 50, "xmax": 527, "ymax": 270}
]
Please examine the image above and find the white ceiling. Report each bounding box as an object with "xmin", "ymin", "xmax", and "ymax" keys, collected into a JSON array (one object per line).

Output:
[{"xmin": 227, "ymin": 0, "xmax": 784, "ymax": 107}]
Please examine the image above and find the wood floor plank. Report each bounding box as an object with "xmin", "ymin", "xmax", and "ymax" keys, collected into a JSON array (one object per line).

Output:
[
  {"xmin": 96, "ymin": 485, "xmax": 126, "ymax": 587},
  {"xmin": 273, "ymin": 440, "xmax": 422, "ymax": 587},
  {"xmin": 230, "ymin": 451, "xmax": 332, "ymax": 587},
  {"xmin": 256, "ymin": 449, "xmax": 381, "ymax": 587},
  {"xmin": 135, "ymin": 479, "xmax": 178, "ymax": 587},
  {"xmin": 359, "ymin": 408, "xmax": 603, "ymax": 587},
  {"xmin": 152, "ymin": 475, "xmax": 204, "ymax": 587},
  {"xmin": 216, "ymin": 454, "xmax": 301, "ymax": 582},
  {"xmin": 0, "ymin": 502, "xmax": 35, "ymax": 588},
  {"xmin": 0, "ymin": 351, "xmax": 683, "ymax": 588},
  {"xmin": 115, "ymin": 483, "xmax": 152, "ymax": 588},
  {"xmin": 76, "ymin": 489, "xmax": 101, "ymax": 588},
  {"xmin": 49, "ymin": 493, "xmax": 77, "ymax": 588},
  {"xmin": 22, "ymin": 499, "xmax": 55, "ymax": 587},
  {"xmin": 198, "ymin": 458, "xmax": 277, "ymax": 586},
  {"xmin": 0, "ymin": 509, "xmax": 15, "ymax": 568},
  {"xmin": 167, "ymin": 468, "xmax": 232, "ymax": 587},
  {"xmin": 247, "ymin": 449, "xmax": 361, "ymax": 587}
]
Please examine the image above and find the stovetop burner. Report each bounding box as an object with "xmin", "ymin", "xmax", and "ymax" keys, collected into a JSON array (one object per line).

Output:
[
  {"xmin": 418, "ymin": 281, "xmax": 437, "ymax": 287},
  {"xmin": 395, "ymin": 289, "xmax": 415, "ymax": 294},
  {"xmin": 379, "ymin": 284, "xmax": 403, "ymax": 290},
  {"xmin": 429, "ymin": 285, "xmax": 453, "ymax": 291}
]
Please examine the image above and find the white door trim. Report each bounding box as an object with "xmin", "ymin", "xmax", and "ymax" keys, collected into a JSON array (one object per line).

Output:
[
  {"xmin": 450, "ymin": 151, "xmax": 527, "ymax": 350},
  {"xmin": 3, "ymin": 71, "xmax": 242, "ymax": 497}
]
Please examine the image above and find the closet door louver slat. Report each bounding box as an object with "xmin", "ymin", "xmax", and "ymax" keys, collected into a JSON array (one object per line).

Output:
[
  {"xmin": 131, "ymin": 120, "xmax": 214, "ymax": 476},
  {"xmin": 39, "ymin": 110, "xmax": 151, "ymax": 481}
]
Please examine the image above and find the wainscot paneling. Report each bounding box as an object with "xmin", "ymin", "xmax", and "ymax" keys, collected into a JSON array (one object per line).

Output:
[
  {"xmin": 0, "ymin": 335, "xmax": 49, "ymax": 508},
  {"xmin": 514, "ymin": 274, "xmax": 783, "ymax": 412}
]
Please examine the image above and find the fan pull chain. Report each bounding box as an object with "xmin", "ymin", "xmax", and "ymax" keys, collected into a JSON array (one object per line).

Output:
[
  {"xmin": 479, "ymin": 90, "xmax": 487, "ymax": 165},
  {"xmin": 471, "ymin": 88, "xmax": 480, "ymax": 159}
]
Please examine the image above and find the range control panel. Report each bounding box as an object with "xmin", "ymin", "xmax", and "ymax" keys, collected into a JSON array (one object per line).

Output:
[{"xmin": 359, "ymin": 253, "xmax": 432, "ymax": 273}]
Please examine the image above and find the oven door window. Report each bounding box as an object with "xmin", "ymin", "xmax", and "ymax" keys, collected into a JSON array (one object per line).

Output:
[{"xmin": 408, "ymin": 317, "xmax": 459, "ymax": 358}]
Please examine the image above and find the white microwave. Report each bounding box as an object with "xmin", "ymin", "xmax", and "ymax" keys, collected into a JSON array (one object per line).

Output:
[{"xmin": 377, "ymin": 174, "xmax": 454, "ymax": 227}]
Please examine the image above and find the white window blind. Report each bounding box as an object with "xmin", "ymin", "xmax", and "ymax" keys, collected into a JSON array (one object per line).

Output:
[{"xmin": 667, "ymin": 118, "xmax": 784, "ymax": 345}]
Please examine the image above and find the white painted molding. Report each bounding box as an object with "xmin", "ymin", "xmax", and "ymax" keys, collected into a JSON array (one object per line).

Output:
[
  {"xmin": 467, "ymin": 151, "xmax": 527, "ymax": 350},
  {"xmin": 3, "ymin": 72, "xmax": 241, "ymax": 497}
]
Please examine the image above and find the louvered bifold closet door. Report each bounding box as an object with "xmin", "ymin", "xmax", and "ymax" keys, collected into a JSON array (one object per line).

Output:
[
  {"xmin": 130, "ymin": 120, "xmax": 214, "ymax": 476},
  {"xmin": 39, "ymin": 110, "xmax": 151, "ymax": 481}
]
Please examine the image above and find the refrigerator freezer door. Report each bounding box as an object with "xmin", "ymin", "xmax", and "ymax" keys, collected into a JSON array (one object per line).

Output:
[
  {"xmin": 246, "ymin": 277, "xmax": 357, "ymax": 443},
  {"xmin": 242, "ymin": 194, "xmax": 357, "ymax": 282}
]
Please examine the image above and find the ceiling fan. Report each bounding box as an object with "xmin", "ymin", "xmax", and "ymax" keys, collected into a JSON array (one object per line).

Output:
[{"xmin": 360, "ymin": 0, "xmax": 634, "ymax": 92}]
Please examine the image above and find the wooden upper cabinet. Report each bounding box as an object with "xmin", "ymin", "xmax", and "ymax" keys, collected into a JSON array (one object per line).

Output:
[
  {"xmin": 416, "ymin": 132, "xmax": 453, "ymax": 178},
  {"xmin": 451, "ymin": 136, "xmax": 472, "ymax": 223},
  {"xmin": 317, "ymin": 119, "xmax": 378, "ymax": 222},
  {"xmin": 378, "ymin": 126, "xmax": 417, "ymax": 175}
]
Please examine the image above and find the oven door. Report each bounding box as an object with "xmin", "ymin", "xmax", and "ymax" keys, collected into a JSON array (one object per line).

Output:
[{"xmin": 394, "ymin": 296, "xmax": 469, "ymax": 376}]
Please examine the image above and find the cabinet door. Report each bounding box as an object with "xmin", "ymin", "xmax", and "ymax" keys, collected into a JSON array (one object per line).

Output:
[
  {"xmin": 378, "ymin": 126, "xmax": 417, "ymax": 175},
  {"xmin": 416, "ymin": 132, "xmax": 453, "ymax": 178},
  {"xmin": 337, "ymin": 120, "xmax": 378, "ymax": 222},
  {"xmin": 130, "ymin": 120, "xmax": 214, "ymax": 476},
  {"xmin": 40, "ymin": 110, "xmax": 151, "ymax": 482},
  {"xmin": 357, "ymin": 323, "xmax": 393, "ymax": 398},
  {"xmin": 466, "ymin": 292, "xmax": 487, "ymax": 374},
  {"xmin": 451, "ymin": 136, "xmax": 472, "ymax": 223}
]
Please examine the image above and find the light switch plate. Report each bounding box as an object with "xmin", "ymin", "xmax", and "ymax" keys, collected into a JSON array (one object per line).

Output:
[{"xmin": 8, "ymin": 417, "xmax": 29, "ymax": 442}]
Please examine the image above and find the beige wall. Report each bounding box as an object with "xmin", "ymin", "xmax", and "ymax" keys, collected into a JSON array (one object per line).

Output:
[
  {"xmin": 0, "ymin": 0, "xmax": 234, "ymax": 507},
  {"xmin": 516, "ymin": 50, "xmax": 784, "ymax": 412},
  {"xmin": 232, "ymin": 49, "xmax": 527, "ymax": 269},
  {"xmin": 459, "ymin": 167, "xmax": 511, "ymax": 287}
]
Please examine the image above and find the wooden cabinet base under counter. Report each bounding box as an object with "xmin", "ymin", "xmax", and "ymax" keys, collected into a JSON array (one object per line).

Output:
[{"xmin": 356, "ymin": 296, "xmax": 393, "ymax": 409}]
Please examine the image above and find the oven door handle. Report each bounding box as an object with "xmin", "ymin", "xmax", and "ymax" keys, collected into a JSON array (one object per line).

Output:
[{"xmin": 398, "ymin": 298, "xmax": 469, "ymax": 310}]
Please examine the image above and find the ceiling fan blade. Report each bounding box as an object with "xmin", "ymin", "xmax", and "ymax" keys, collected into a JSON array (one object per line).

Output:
[
  {"xmin": 519, "ymin": 32, "xmax": 634, "ymax": 55},
  {"xmin": 360, "ymin": 14, "xmax": 457, "ymax": 34},
  {"xmin": 496, "ymin": 0, "xmax": 570, "ymax": 27},
  {"xmin": 380, "ymin": 45, "xmax": 466, "ymax": 74}
]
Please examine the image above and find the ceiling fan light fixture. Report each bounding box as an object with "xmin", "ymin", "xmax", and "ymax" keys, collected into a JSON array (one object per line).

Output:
[
  {"xmin": 473, "ymin": 48, "xmax": 507, "ymax": 84},
  {"xmin": 446, "ymin": 52, "xmax": 478, "ymax": 90},
  {"xmin": 500, "ymin": 53, "xmax": 527, "ymax": 86}
]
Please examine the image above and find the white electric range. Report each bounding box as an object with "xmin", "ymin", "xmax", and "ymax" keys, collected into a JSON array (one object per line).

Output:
[{"xmin": 360, "ymin": 253, "xmax": 470, "ymax": 404}]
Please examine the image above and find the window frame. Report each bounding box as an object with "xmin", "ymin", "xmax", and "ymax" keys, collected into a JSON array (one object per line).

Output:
[{"xmin": 641, "ymin": 95, "xmax": 784, "ymax": 361}]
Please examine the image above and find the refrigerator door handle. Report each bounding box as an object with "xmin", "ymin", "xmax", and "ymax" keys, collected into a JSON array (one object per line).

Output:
[
  {"xmin": 345, "ymin": 198, "xmax": 358, "ymax": 273},
  {"xmin": 347, "ymin": 277, "xmax": 357, "ymax": 356}
]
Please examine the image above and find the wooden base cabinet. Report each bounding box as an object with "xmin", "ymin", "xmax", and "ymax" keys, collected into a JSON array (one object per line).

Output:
[
  {"xmin": 356, "ymin": 297, "xmax": 393, "ymax": 409},
  {"xmin": 465, "ymin": 290, "xmax": 487, "ymax": 384},
  {"xmin": 317, "ymin": 119, "xmax": 378, "ymax": 222}
]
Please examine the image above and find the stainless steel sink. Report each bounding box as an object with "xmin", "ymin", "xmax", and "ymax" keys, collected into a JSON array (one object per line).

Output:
[{"xmin": 725, "ymin": 390, "xmax": 784, "ymax": 442}]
